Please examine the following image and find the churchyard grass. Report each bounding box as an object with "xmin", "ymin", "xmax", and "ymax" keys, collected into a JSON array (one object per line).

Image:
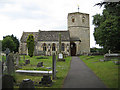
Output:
[
  {"xmin": 80, "ymin": 55, "xmax": 119, "ymax": 88},
  {"xmin": 14, "ymin": 55, "xmax": 72, "ymax": 88}
]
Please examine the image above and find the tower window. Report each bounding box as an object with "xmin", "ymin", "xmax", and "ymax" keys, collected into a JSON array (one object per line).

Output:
[
  {"xmin": 72, "ymin": 18, "xmax": 75, "ymax": 22},
  {"xmin": 82, "ymin": 16, "xmax": 85, "ymax": 22}
]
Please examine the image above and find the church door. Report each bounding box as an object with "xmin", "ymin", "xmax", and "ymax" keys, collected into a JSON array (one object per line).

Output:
[{"xmin": 70, "ymin": 42, "xmax": 76, "ymax": 56}]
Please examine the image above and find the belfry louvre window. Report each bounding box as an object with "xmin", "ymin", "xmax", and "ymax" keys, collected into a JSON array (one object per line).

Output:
[
  {"xmin": 62, "ymin": 43, "xmax": 65, "ymax": 51},
  {"xmin": 52, "ymin": 43, "xmax": 56, "ymax": 51},
  {"xmin": 72, "ymin": 18, "xmax": 75, "ymax": 22},
  {"xmin": 43, "ymin": 43, "xmax": 46, "ymax": 51}
]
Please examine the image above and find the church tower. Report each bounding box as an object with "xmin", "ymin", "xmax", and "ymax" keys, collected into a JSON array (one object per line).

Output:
[{"xmin": 68, "ymin": 12, "xmax": 90, "ymax": 55}]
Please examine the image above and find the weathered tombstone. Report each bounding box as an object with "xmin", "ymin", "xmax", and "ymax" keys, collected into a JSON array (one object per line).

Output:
[
  {"xmin": 16, "ymin": 52, "xmax": 20, "ymax": 66},
  {"xmin": 37, "ymin": 62, "xmax": 43, "ymax": 67},
  {"xmin": 5, "ymin": 48, "xmax": 10, "ymax": 58},
  {"xmin": 6, "ymin": 53, "xmax": 15, "ymax": 75},
  {"xmin": 25, "ymin": 60, "xmax": 30, "ymax": 64},
  {"xmin": 113, "ymin": 61, "xmax": 120, "ymax": 65},
  {"xmin": 19, "ymin": 79, "xmax": 35, "ymax": 89},
  {"xmin": 58, "ymin": 33, "xmax": 65, "ymax": 61},
  {"xmin": 52, "ymin": 53, "xmax": 56, "ymax": 79},
  {"xmin": 2, "ymin": 75, "xmax": 15, "ymax": 88},
  {"xmin": 39, "ymin": 75, "xmax": 52, "ymax": 86}
]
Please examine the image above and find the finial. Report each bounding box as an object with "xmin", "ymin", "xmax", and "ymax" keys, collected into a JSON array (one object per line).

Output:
[{"xmin": 78, "ymin": 5, "xmax": 79, "ymax": 12}]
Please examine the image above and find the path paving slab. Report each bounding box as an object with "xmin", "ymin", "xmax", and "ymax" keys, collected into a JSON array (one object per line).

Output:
[{"xmin": 63, "ymin": 56, "xmax": 107, "ymax": 88}]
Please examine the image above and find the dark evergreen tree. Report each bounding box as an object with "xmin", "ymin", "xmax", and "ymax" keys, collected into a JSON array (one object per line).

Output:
[{"xmin": 27, "ymin": 34, "xmax": 35, "ymax": 57}]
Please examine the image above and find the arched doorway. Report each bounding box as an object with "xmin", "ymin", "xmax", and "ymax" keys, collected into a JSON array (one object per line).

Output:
[{"xmin": 70, "ymin": 42, "xmax": 76, "ymax": 56}]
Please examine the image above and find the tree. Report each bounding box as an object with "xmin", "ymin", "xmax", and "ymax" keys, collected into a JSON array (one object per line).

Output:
[
  {"xmin": 3, "ymin": 34, "xmax": 19, "ymax": 52},
  {"xmin": 93, "ymin": 2, "xmax": 120, "ymax": 53},
  {"xmin": 2, "ymin": 37, "xmax": 16, "ymax": 52},
  {"xmin": 27, "ymin": 34, "xmax": 34, "ymax": 57}
]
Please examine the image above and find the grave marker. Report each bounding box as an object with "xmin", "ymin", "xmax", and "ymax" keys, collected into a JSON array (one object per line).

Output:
[
  {"xmin": 16, "ymin": 52, "xmax": 20, "ymax": 66},
  {"xmin": 5, "ymin": 48, "xmax": 10, "ymax": 58},
  {"xmin": 6, "ymin": 53, "xmax": 15, "ymax": 75},
  {"xmin": 19, "ymin": 79, "xmax": 35, "ymax": 89},
  {"xmin": 52, "ymin": 53, "xmax": 56, "ymax": 79}
]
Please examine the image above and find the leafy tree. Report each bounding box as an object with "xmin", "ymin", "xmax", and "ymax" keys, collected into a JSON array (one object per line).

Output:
[
  {"xmin": 3, "ymin": 34, "xmax": 19, "ymax": 52},
  {"xmin": 27, "ymin": 34, "xmax": 34, "ymax": 57},
  {"xmin": 2, "ymin": 37, "xmax": 16, "ymax": 52},
  {"xmin": 93, "ymin": 2, "xmax": 120, "ymax": 53}
]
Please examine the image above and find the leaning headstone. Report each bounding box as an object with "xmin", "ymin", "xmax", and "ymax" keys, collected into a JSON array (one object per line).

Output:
[
  {"xmin": 58, "ymin": 33, "xmax": 65, "ymax": 61},
  {"xmin": 25, "ymin": 60, "xmax": 30, "ymax": 64},
  {"xmin": 2, "ymin": 75, "xmax": 15, "ymax": 88},
  {"xmin": 52, "ymin": 53, "xmax": 56, "ymax": 79},
  {"xmin": 6, "ymin": 53, "xmax": 15, "ymax": 75},
  {"xmin": 16, "ymin": 52, "xmax": 20, "ymax": 66},
  {"xmin": 5, "ymin": 48, "xmax": 10, "ymax": 58},
  {"xmin": 37, "ymin": 62, "xmax": 43, "ymax": 67},
  {"xmin": 19, "ymin": 79, "xmax": 35, "ymax": 89}
]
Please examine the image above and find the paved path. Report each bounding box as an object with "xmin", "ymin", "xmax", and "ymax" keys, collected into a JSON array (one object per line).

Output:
[{"xmin": 63, "ymin": 56, "xmax": 107, "ymax": 88}]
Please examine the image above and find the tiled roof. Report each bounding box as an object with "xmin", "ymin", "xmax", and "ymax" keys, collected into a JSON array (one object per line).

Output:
[
  {"xmin": 20, "ymin": 32, "xmax": 38, "ymax": 43},
  {"xmin": 20, "ymin": 30, "xmax": 70, "ymax": 42},
  {"xmin": 38, "ymin": 31, "xmax": 70, "ymax": 41}
]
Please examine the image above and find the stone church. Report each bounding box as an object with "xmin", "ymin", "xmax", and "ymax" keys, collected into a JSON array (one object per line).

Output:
[{"xmin": 19, "ymin": 12, "xmax": 90, "ymax": 56}]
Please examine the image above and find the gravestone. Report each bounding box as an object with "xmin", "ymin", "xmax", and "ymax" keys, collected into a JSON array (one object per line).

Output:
[
  {"xmin": 25, "ymin": 60, "xmax": 30, "ymax": 64},
  {"xmin": 37, "ymin": 62, "xmax": 43, "ymax": 67},
  {"xmin": 39, "ymin": 75, "xmax": 52, "ymax": 87},
  {"xmin": 52, "ymin": 53, "xmax": 56, "ymax": 79},
  {"xmin": 113, "ymin": 61, "xmax": 120, "ymax": 65},
  {"xmin": 16, "ymin": 52, "xmax": 20, "ymax": 66},
  {"xmin": 5, "ymin": 48, "xmax": 10, "ymax": 58},
  {"xmin": 2, "ymin": 75, "xmax": 15, "ymax": 88},
  {"xmin": 6, "ymin": 53, "xmax": 15, "ymax": 75},
  {"xmin": 58, "ymin": 33, "xmax": 65, "ymax": 61},
  {"xmin": 19, "ymin": 79, "xmax": 35, "ymax": 89}
]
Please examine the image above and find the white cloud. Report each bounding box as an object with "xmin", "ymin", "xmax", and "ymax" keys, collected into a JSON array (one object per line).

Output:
[{"xmin": 0, "ymin": 0, "xmax": 104, "ymax": 48}]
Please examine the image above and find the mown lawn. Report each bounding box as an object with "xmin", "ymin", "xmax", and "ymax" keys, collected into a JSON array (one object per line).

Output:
[
  {"xmin": 80, "ymin": 55, "xmax": 119, "ymax": 88},
  {"xmin": 14, "ymin": 55, "xmax": 72, "ymax": 88}
]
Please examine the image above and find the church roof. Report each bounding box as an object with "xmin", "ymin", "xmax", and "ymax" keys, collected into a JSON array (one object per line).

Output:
[
  {"xmin": 20, "ymin": 30, "xmax": 70, "ymax": 42},
  {"xmin": 38, "ymin": 31, "xmax": 70, "ymax": 41},
  {"xmin": 20, "ymin": 32, "xmax": 38, "ymax": 43}
]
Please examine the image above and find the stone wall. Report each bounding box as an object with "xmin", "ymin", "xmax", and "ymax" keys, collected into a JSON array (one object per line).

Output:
[
  {"xmin": 19, "ymin": 42, "xmax": 28, "ymax": 55},
  {"xmin": 68, "ymin": 12, "xmax": 90, "ymax": 54},
  {"xmin": 19, "ymin": 41, "xmax": 70, "ymax": 56},
  {"xmin": 35, "ymin": 41, "xmax": 70, "ymax": 56}
]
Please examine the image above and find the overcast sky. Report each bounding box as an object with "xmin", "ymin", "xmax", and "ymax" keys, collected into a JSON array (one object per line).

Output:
[{"xmin": 0, "ymin": 0, "xmax": 104, "ymax": 48}]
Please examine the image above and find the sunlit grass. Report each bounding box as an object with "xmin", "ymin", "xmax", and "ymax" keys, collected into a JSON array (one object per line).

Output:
[
  {"xmin": 14, "ymin": 55, "xmax": 72, "ymax": 88},
  {"xmin": 80, "ymin": 55, "xmax": 119, "ymax": 88}
]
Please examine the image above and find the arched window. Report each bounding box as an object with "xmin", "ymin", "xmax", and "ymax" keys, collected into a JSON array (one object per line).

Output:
[
  {"xmin": 52, "ymin": 43, "xmax": 56, "ymax": 51},
  {"xmin": 62, "ymin": 43, "xmax": 64, "ymax": 51},
  {"xmin": 43, "ymin": 43, "xmax": 46, "ymax": 51}
]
